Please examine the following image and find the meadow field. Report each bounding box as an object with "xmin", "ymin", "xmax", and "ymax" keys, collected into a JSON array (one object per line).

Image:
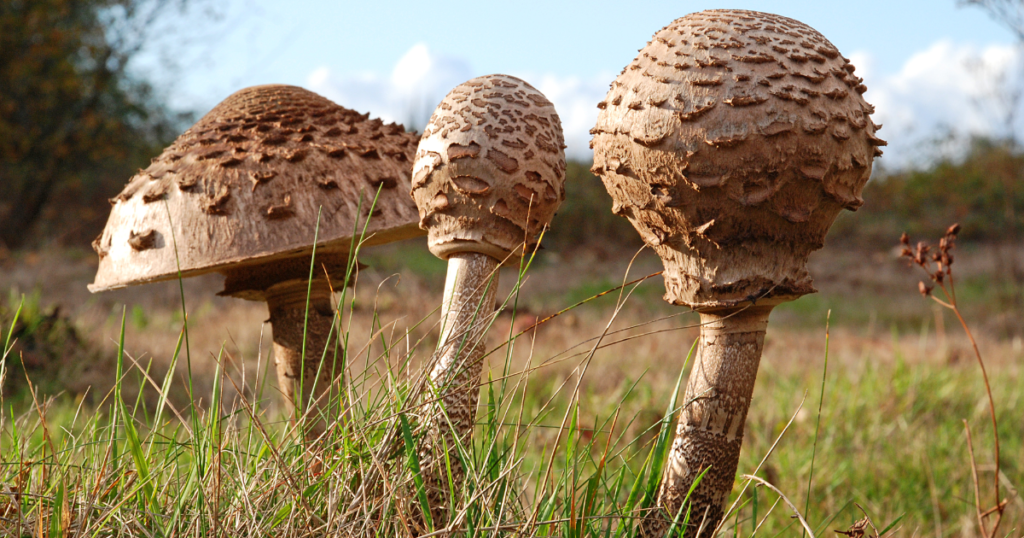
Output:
[
  {"xmin": 4, "ymin": 1, "xmax": 1024, "ymax": 534},
  {"xmin": 0, "ymin": 224, "xmax": 1020, "ymax": 536}
]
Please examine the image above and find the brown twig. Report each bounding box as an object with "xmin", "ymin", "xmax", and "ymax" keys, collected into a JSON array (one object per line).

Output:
[
  {"xmin": 948, "ymin": 289, "xmax": 1004, "ymax": 536},
  {"xmin": 964, "ymin": 421, "xmax": 988, "ymax": 537},
  {"xmin": 854, "ymin": 502, "xmax": 880, "ymax": 537}
]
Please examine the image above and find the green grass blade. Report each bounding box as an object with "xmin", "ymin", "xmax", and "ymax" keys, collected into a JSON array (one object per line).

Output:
[
  {"xmin": 582, "ymin": 440, "xmax": 607, "ymax": 536},
  {"xmin": 163, "ymin": 200, "xmax": 195, "ymax": 417},
  {"xmin": 114, "ymin": 307, "xmax": 160, "ymax": 516},
  {"xmin": 2, "ymin": 295, "xmax": 22, "ymax": 357},
  {"xmin": 298, "ymin": 206, "xmax": 324, "ymax": 426},
  {"xmin": 614, "ymin": 446, "xmax": 652, "ymax": 537},
  {"xmin": 644, "ymin": 337, "xmax": 698, "ymax": 509},
  {"xmin": 664, "ymin": 464, "xmax": 710, "ymax": 538},
  {"xmin": 803, "ymin": 309, "xmax": 831, "ymax": 536},
  {"xmin": 208, "ymin": 347, "xmax": 224, "ymax": 481},
  {"xmin": 879, "ymin": 513, "xmax": 905, "ymax": 536},
  {"xmin": 52, "ymin": 477, "xmax": 64, "ymax": 538},
  {"xmin": 399, "ymin": 413, "xmax": 433, "ymax": 533},
  {"xmin": 0, "ymin": 295, "xmax": 21, "ymax": 398},
  {"xmin": 147, "ymin": 327, "xmax": 185, "ymax": 459}
]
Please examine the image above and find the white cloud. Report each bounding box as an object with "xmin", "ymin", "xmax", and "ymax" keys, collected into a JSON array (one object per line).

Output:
[
  {"xmin": 307, "ymin": 43, "xmax": 608, "ymax": 160},
  {"xmin": 309, "ymin": 40, "xmax": 1024, "ymax": 169},
  {"xmin": 860, "ymin": 40, "xmax": 1024, "ymax": 169},
  {"xmin": 308, "ymin": 43, "xmax": 473, "ymax": 132},
  {"xmin": 531, "ymin": 73, "xmax": 614, "ymax": 160}
]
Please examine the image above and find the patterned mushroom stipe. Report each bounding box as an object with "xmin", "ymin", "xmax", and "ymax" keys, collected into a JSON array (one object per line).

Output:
[
  {"xmin": 593, "ymin": 11, "xmax": 884, "ymax": 538},
  {"xmin": 591, "ymin": 10, "xmax": 885, "ymax": 309},
  {"xmin": 412, "ymin": 74, "xmax": 567, "ymax": 264},
  {"xmin": 90, "ymin": 84, "xmax": 422, "ymax": 297}
]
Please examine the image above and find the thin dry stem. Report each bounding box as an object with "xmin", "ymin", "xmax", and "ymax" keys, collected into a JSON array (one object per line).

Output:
[
  {"xmin": 740, "ymin": 475, "xmax": 816, "ymax": 537},
  {"xmin": 900, "ymin": 224, "xmax": 1006, "ymax": 537}
]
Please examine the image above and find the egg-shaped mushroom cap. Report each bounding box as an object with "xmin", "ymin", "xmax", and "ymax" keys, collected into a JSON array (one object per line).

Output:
[
  {"xmin": 591, "ymin": 10, "xmax": 886, "ymax": 309},
  {"xmin": 411, "ymin": 75, "xmax": 566, "ymax": 264},
  {"xmin": 89, "ymin": 85, "xmax": 423, "ymax": 297}
]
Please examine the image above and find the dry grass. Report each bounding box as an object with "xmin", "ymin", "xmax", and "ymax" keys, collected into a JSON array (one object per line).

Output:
[{"xmin": 0, "ymin": 241, "xmax": 1021, "ymax": 536}]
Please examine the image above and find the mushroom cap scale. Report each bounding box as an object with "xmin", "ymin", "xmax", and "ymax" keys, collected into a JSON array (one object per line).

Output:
[
  {"xmin": 411, "ymin": 74, "xmax": 567, "ymax": 264},
  {"xmin": 591, "ymin": 10, "xmax": 885, "ymax": 309},
  {"xmin": 89, "ymin": 85, "xmax": 423, "ymax": 296}
]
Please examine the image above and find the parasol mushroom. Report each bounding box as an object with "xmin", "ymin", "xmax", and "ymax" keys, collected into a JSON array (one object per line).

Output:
[
  {"xmin": 90, "ymin": 84, "xmax": 424, "ymax": 438},
  {"xmin": 590, "ymin": 10, "xmax": 885, "ymax": 536},
  {"xmin": 410, "ymin": 74, "xmax": 566, "ymax": 515}
]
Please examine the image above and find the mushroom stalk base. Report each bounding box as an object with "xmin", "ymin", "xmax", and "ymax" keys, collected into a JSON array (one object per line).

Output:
[
  {"xmin": 266, "ymin": 278, "xmax": 340, "ymax": 440},
  {"xmin": 650, "ymin": 305, "xmax": 772, "ymax": 538},
  {"xmin": 420, "ymin": 252, "xmax": 500, "ymax": 520}
]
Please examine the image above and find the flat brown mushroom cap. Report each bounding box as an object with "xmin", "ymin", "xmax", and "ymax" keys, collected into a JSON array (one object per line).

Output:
[
  {"xmin": 90, "ymin": 85, "xmax": 424, "ymax": 298},
  {"xmin": 411, "ymin": 75, "xmax": 567, "ymax": 263},
  {"xmin": 591, "ymin": 10, "xmax": 886, "ymax": 309}
]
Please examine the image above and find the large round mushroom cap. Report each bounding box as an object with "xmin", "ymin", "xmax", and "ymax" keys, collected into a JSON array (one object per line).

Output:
[
  {"xmin": 591, "ymin": 10, "xmax": 886, "ymax": 309},
  {"xmin": 411, "ymin": 74, "xmax": 566, "ymax": 263},
  {"xmin": 90, "ymin": 85, "xmax": 423, "ymax": 298}
]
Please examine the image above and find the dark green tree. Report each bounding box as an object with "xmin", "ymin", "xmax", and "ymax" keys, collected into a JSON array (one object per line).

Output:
[{"xmin": 0, "ymin": 0, "xmax": 198, "ymax": 249}]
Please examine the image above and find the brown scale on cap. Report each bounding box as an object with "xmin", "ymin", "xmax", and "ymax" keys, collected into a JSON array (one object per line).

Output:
[
  {"xmin": 411, "ymin": 74, "xmax": 567, "ymax": 264},
  {"xmin": 593, "ymin": 11, "xmax": 885, "ymax": 537},
  {"xmin": 591, "ymin": 9, "xmax": 885, "ymax": 309},
  {"xmin": 407, "ymin": 75, "xmax": 565, "ymax": 528},
  {"xmin": 89, "ymin": 85, "xmax": 425, "ymax": 441},
  {"xmin": 90, "ymin": 84, "xmax": 423, "ymax": 299}
]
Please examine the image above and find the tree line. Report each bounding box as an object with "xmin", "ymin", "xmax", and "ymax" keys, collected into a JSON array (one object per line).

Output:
[
  {"xmin": 0, "ymin": 0, "xmax": 195, "ymax": 250},
  {"xmin": 3, "ymin": 0, "xmax": 1024, "ymax": 253}
]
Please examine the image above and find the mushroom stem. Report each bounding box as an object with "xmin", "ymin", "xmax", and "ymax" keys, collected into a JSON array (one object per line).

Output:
[
  {"xmin": 265, "ymin": 278, "xmax": 341, "ymax": 440},
  {"xmin": 421, "ymin": 252, "xmax": 500, "ymax": 508},
  {"xmin": 653, "ymin": 305, "xmax": 773, "ymax": 538}
]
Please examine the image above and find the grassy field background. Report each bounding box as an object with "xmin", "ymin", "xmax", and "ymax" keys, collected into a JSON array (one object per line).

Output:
[
  {"xmin": 4, "ymin": 1, "xmax": 1024, "ymax": 531},
  {"xmin": 1, "ymin": 222, "xmax": 1021, "ymax": 535}
]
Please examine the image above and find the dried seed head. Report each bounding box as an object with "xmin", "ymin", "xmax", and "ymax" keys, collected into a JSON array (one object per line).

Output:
[
  {"xmin": 836, "ymin": 517, "xmax": 872, "ymax": 538},
  {"xmin": 900, "ymin": 232, "xmax": 910, "ymax": 245},
  {"xmin": 914, "ymin": 242, "xmax": 931, "ymax": 266},
  {"xmin": 946, "ymin": 222, "xmax": 961, "ymax": 237},
  {"xmin": 919, "ymin": 281, "xmax": 932, "ymax": 296}
]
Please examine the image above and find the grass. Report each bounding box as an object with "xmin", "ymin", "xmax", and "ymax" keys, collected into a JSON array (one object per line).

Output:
[{"xmin": 0, "ymin": 241, "xmax": 1021, "ymax": 536}]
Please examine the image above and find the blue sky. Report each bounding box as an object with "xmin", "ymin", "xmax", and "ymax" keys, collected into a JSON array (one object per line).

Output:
[{"xmin": 148, "ymin": 0, "xmax": 1022, "ymax": 167}]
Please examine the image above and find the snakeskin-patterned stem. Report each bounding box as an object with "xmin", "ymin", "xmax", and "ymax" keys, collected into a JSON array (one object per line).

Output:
[
  {"xmin": 420, "ymin": 252, "xmax": 500, "ymax": 521},
  {"xmin": 648, "ymin": 305, "xmax": 773, "ymax": 538},
  {"xmin": 265, "ymin": 278, "xmax": 341, "ymax": 440}
]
